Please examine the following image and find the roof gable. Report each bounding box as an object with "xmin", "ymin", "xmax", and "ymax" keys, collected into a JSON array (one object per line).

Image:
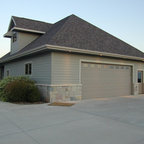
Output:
[
  {"xmin": 8, "ymin": 17, "xmax": 16, "ymax": 31},
  {"xmin": 9, "ymin": 16, "xmax": 53, "ymax": 33}
]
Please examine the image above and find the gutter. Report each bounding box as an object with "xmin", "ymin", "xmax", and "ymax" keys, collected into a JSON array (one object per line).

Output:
[
  {"xmin": 0, "ymin": 44, "xmax": 144, "ymax": 63},
  {"xmin": 4, "ymin": 27, "xmax": 45, "ymax": 37},
  {"xmin": 11, "ymin": 27, "xmax": 45, "ymax": 34},
  {"xmin": 0, "ymin": 45, "xmax": 47, "ymax": 63},
  {"xmin": 46, "ymin": 45, "xmax": 144, "ymax": 61}
]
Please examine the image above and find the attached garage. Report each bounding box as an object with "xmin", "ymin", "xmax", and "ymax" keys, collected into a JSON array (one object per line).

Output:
[
  {"xmin": 1, "ymin": 15, "xmax": 144, "ymax": 103},
  {"xmin": 81, "ymin": 62, "xmax": 132, "ymax": 99}
]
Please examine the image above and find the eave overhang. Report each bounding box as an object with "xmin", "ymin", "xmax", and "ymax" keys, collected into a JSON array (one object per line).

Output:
[
  {"xmin": 4, "ymin": 27, "xmax": 45, "ymax": 38},
  {"xmin": 11, "ymin": 27, "xmax": 46, "ymax": 34},
  {"xmin": 0, "ymin": 44, "xmax": 144, "ymax": 64},
  {"xmin": 3, "ymin": 31, "xmax": 13, "ymax": 38}
]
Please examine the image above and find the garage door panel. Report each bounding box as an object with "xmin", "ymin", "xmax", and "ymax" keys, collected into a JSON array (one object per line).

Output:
[{"xmin": 81, "ymin": 63, "xmax": 132, "ymax": 99}]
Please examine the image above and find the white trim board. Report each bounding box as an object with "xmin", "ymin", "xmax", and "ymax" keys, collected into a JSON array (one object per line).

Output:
[
  {"xmin": 79, "ymin": 59, "xmax": 135, "ymax": 84},
  {"xmin": 1, "ymin": 44, "xmax": 144, "ymax": 64}
]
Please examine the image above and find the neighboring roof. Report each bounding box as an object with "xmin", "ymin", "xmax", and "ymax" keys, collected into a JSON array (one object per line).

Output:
[
  {"xmin": 10, "ymin": 16, "xmax": 53, "ymax": 32},
  {"xmin": 1, "ymin": 14, "xmax": 144, "ymax": 62}
]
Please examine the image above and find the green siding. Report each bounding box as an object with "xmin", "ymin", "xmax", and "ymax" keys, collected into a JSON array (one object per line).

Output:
[
  {"xmin": 4, "ymin": 53, "xmax": 51, "ymax": 84},
  {"xmin": 51, "ymin": 52, "xmax": 80, "ymax": 84},
  {"xmin": 4, "ymin": 51, "xmax": 144, "ymax": 86},
  {"xmin": 11, "ymin": 32, "xmax": 39, "ymax": 54},
  {"xmin": 51, "ymin": 52, "xmax": 144, "ymax": 85}
]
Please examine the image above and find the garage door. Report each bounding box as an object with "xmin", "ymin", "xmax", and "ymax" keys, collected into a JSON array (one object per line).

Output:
[{"xmin": 81, "ymin": 62, "xmax": 132, "ymax": 99}]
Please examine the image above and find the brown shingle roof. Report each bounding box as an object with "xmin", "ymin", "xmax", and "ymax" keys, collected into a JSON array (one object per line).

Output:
[
  {"xmin": 18, "ymin": 14, "xmax": 144, "ymax": 58},
  {"xmin": 12, "ymin": 16, "xmax": 53, "ymax": 32},
  {"xmin": 1, "ymin": 14, "xmax": 144, "ymax": 62}
]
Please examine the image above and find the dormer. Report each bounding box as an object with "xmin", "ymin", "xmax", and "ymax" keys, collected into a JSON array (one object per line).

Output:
[{"xmin": 4, "ymin": 16, "xmax": 52, "ymax": 55}]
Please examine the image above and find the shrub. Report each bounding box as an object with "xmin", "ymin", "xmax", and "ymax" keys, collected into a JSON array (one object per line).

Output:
[
  {"xmin": 0, "ymin": 76, "xmax": 40, "ymax": 102},
  {"xmin": 0, "ymin": 77, "xmax": 15, "ymax": 100}
]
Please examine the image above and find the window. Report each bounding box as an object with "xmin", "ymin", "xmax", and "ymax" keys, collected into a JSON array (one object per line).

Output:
[
  {"xmin": 6, "ymin": 70, "xmax": 10, "ymax": 77},
  {"xmin": 138, "ymin": 71, "xmax": 143, "ymax": 83},
  {"xmin": 12, "ymin": 32, "xmax": 17, "ymax": 43},
  {"xmin": 25, "ymin": 63, "xmax": 32, "ymax": 75}
]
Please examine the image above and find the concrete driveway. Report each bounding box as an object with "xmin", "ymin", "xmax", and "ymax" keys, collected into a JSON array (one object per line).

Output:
[{"xmin": 1, "ymin": 95, "xmax": 144, "ymax": 144}]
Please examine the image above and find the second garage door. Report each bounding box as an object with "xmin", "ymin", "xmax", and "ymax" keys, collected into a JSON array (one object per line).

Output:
[{"xmin": 81, "ymin": 62, "xmax": 132, "ymax": 99}]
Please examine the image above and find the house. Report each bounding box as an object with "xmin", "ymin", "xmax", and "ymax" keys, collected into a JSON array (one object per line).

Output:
[{"xmin": 0, "ymin": 14, "xmax": 144, "ymax": 102}]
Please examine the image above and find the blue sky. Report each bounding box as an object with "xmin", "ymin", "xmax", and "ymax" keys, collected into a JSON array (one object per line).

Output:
[{"xmin": 0, "ymin": 0, "xmax": 144, "ymax": 57}]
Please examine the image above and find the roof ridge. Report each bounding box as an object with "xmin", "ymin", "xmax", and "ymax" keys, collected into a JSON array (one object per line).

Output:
[
  {"xmin": 12, "ymin": 16, "xmax": 52, "ymax": 25},
  {"xmin": 10, "ymin": 16, "xmax": 53, "ymax": 33},
  {"xmin": 11, "ymin": 15, "xmax": 73, "ymax": 54},
  {"xmin": 44, "ymin": 14, "xmax": 77, "ymax": 42},
  {"xmin": 44, "ymin": 14, "xmax": 72, "ymax": 38},
  {"xmin": 65, "ymin": 14, "xmax": 141, "ymax": 51}
]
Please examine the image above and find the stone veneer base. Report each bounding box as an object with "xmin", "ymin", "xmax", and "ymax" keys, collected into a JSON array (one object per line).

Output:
[{"xmin": 36, "ymin": 84, "xmax": 82, "ymax": 103}]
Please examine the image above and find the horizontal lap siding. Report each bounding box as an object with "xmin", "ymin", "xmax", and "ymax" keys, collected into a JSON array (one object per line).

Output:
[
  {"xmin": 51, "ymin": 52, "xmax": 144, "ymax": 85},
  {"xmin": 11, "ymin": 32, "xmax": 39, "ymax": 54},
  {"xmin": 51, "ymin": 53, "xmax": 79, "ymax": 84},
  {"xmin": 5, "ymin": 51, "xmax": 144, "ymax": 85},
  {"xmin": 4, "ymin": 53, "xmax": 51, "ymax": 84}
]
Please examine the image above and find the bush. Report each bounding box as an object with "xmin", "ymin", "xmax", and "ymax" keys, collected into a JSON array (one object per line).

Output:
[
  {"xmin": 0, "ymin": 77, "xmax": 16, "ymax": 100},
  {"xmin": 0, "ymin": 76, "xmax": 41, "ymax": 102}
]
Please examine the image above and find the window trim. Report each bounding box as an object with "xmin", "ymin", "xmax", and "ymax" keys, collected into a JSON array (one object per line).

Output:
[
  {"xmin": 79, "ymin": 59, "xmax": 134, "ymax": 84},
  {"xmin": 137, "ymin": 70, "xmax": 143, "ymax": 83},
  {"xmin": 24, "ymin": 62, "xmax": 33, "ymax": 76},
  {"xmin": 12, "ymin": 32, "xmax": 17, "ymax": 43}
]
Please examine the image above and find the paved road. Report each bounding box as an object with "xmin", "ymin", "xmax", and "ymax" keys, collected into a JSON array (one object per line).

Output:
[{"xmin": 0, "ymin": 95, "xmax": 144, "ymax": 144}]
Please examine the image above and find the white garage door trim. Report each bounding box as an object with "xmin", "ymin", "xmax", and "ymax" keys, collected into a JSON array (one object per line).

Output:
[
  {"xmin": 81, "ymin": 61, "xmax": 133, "ymax": 98},
  {"xmin": 79, "ymin": 59, "xmax": 134, "ymax": 84}
]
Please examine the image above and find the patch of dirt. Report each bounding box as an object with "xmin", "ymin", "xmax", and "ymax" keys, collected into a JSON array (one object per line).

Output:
[{"xmin": 48, "ymin": 102, "xmax": 75, "ymax": 107}]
